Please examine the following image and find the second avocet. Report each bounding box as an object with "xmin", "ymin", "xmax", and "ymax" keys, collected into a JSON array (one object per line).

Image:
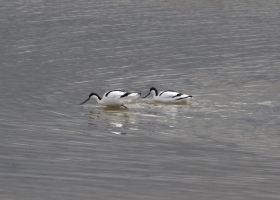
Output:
[{"xmin": 143, "ymin": 87, "xmax": 192, "ymax": 103}]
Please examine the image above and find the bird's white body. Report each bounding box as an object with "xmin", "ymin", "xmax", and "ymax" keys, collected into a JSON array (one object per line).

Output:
[
  {"xmin": 98, "ymin": 90, "xmax": 140, "ymax": 106},
  {"xmin": 80, "ymin": 90, "xmax": 141, "ymax": 107},
  {"xmin": 143, "ymin": 87, "xmax": 192, "ymax": 103}
]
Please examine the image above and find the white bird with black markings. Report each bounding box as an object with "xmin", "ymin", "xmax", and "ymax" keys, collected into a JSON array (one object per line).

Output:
[
  {"xmin": 143, "ymin": 87, "xmax": 192, "ymax": 103},
  {"xmin": 80, "ymin": 90, "xmax": 141, "ymax": 108}
]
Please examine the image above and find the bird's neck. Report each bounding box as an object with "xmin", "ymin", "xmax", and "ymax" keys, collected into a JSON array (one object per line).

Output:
[
  {"xmin": 151, "ymin": 90, "xmax": 157, "ymax": 97},
  {"xmin": 91, "ymin": 94, "xmax": 102, "ymax": 103}
]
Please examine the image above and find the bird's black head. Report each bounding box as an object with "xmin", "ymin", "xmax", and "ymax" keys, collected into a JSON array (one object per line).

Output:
[
  {"xmin": 143, "ymin": 87, "xmax": 158, "ymax": 98},
  {"xmin": 150, "ymin": 87, "xmax": 157, "ymax": 93},
  {"xmin": 89, "ymin": 93, "xmax": 101, "ymax": 100},
  {"xmin": 150, "ymin": 87, "xmax": 158, "ymax": 96}
]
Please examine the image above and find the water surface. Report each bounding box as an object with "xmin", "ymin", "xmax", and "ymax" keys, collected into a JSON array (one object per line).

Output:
[{"xmin": 1, "ymin": 0, "xmax": 280, "ymax": 199}]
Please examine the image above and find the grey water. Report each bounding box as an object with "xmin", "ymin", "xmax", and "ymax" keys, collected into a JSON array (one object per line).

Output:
[{"xmin": 1, "ymin": 0, "xmax": 280, "ymax": 199}]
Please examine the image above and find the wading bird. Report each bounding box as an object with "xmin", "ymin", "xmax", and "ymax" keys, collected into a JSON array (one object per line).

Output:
[
  {"xmin": 80, "ymin": 90, "xmax": 141, "ymax": 108},
  {"xmin": 143, "ymin": 87, "xmax": 192, "ymax": 103}
]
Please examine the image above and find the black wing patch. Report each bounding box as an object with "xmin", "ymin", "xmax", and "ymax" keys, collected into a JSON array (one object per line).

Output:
[
  {"xmin": 105, "ymin": 91, "xmax": 113, "ymax": 97},
  {"xmin": 105, "ymin": 90, "xmax": 124, "ymax": 97},
  {"xmin": 120, "ymin": 92, "xmax": 131, "ymax": 98},
  {"xmin": 172, "ymin": 93, "xmax": 183, "ymax": 98}
]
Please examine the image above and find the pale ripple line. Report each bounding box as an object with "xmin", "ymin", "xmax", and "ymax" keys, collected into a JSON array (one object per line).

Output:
[
  {"xmin": 12, "ymin": 143, "xmax": 40, "ymax": 148},
  {"xmin": 68, "ymin": 141, "xmax": 96, "ymax": 146},
  {"xmin": 74, "ymin": 80, "xmax": 95, "ymax": 84},
  {"xmin": 44, "ymin": 110, "xmax": 72, "ymax": 117}
]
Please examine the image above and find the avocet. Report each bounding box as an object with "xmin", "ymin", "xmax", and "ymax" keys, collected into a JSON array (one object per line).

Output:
[
  {"xmin": 80, "ymin": 90, "xmax": 141, "ymax": 108},
  {"xmin": 143, "ymin": 87, "xmax": 192, "ymax": 103}
]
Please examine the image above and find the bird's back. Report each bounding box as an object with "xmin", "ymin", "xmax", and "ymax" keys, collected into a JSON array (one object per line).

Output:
[
  {"xmin": 119, "ymin": 92, "xmax": 140, "ymax": 103},
  {"xmin": 156, "ymin": 90, "xmax": 191, "ymax": 102},
  {"xmin": 103, "ymin": 90, "xmax": 140, "ymax": 105}
]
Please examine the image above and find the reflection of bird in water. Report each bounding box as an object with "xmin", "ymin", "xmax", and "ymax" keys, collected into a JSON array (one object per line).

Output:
[
  {"xmin": 87, "ymin": 107, "xmax": 138, "ymax": 136},
  {"xmin": 88, "ymin": 107, "xmax": 136, "ymax": 124},
  {"xmin": 143, "ymin": 87, "xmax": 192, "ymax": 103},
  {"xmin": 80, "ymin": 90, "xmax": 141, "ymax": 108}
]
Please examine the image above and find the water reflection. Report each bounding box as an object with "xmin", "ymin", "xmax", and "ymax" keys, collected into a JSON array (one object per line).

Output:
[
  {"xmin": 82, "ymin": 100, "xmax": 193, "ymax": 136},
  {"xmin": 143, "ymin": 101, "xmax": 193, "ymax": 135},
  {"xmin": 2, "ymin": 0, "xmax": 280, "ymax": 199},
  {"xmin": 86, "ymin": 106, "xmax": 139, "ymax": 136}
]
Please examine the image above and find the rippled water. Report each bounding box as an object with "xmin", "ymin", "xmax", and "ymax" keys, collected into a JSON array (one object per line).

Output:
[{"xmin": 1, "ymin": 0, "xmax": 280, "ymax": 199}]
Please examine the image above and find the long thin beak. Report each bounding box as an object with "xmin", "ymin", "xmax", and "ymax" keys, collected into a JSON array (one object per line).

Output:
[
  {"xmin": 80, "ymin": 97, "xmax": 90, "ymax": 105},
  {"xmin": 142, "ymin": 92, "xmax": 150, "ymax": 98}
]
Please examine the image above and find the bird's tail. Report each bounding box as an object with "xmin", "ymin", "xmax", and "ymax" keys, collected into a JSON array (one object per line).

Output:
[
  {"xmin": 174, "ymin": 94, "xmax": 192, "ymax": 101},
  {"xmin": 122, "ymin": 92, "xmax": 141, "ymax": 103}
]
